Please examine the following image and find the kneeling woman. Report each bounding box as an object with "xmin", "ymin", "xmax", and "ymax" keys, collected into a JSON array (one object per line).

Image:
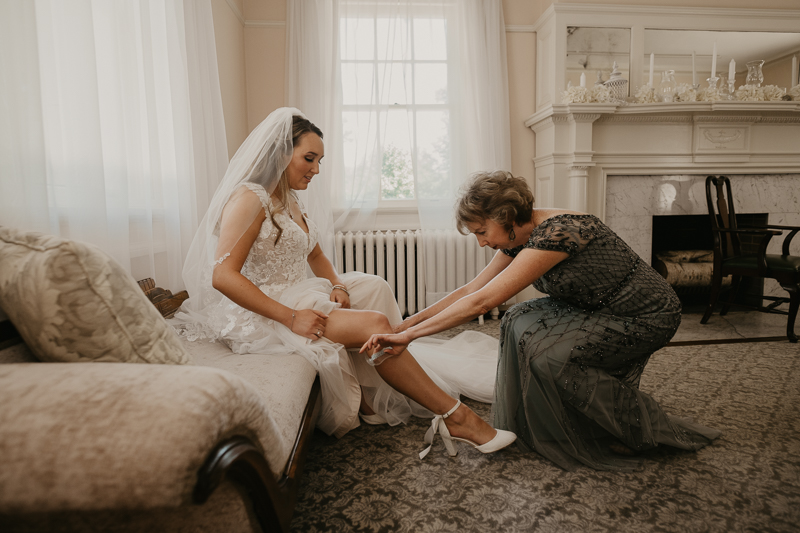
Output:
[{"xmin": 363, "ymin": 171, "xmax": 720, "ymax": 470}]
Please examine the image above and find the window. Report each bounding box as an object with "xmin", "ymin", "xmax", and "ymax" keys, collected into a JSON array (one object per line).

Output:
[{"xmin": 340, "ymin": 13, "xmax": 452, "ymax": 203}]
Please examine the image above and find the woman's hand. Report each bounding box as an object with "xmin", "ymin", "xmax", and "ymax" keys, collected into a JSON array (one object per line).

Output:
[
  {"xmin": 359, "ymin": 331, "xmax": 412, "ymax": 357},
  {"xmin": 393, "ymin": 315, "xmax": 420, "ymax": 334},
  {"xmin": 330, "ymin": 287, "xmax": 350, "ymax": 309},
  {"xmin": 291, "ymin": 309, "xmax": 329, "ymax": 340}
]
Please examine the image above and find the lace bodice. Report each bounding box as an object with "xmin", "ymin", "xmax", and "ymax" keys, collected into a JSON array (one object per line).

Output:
[{"xmin": 240, "ymin": 182, "xmax": 318, "ymax": 299}]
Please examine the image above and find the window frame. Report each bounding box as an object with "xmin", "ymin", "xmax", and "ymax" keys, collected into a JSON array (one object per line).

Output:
[{"xmin": 338, "ymin": 8, "xmax": 452, "ymax": 208}]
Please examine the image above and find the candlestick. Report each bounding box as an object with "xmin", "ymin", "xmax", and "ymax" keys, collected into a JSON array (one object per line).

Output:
[
  {"xmin": 793, "ymin": 55, "xmax": 798, "ymax": 87},
  {"xmin": 711, "ymin": 42, "xmax": 717, "ymax": 79},
  {"xmin": 580, "ymin": 72, "xmax": 586, "ymax": 88},
  {"xmin": 729, "ymin": 59, "xmax": 735, "ymax": 86},
  {"xmin": 649, "ymin": 53, "xmax": 654, "ymax": 87},
  {"xmin": 692, "ymin": 51, "xmax": 697, "ymax": 86}
]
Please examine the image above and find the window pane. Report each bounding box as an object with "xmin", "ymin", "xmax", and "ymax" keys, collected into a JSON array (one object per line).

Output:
[
  {"xmin": 340, "ymin": 18, "xmax": 374, "ymax": 60},
  {"xmin": 376, "ymin": 18, "xmax": 409, "ymax": 60},
  {"xmin": 377, "ymin": 62, "xmax": 410, "ymax": 105},
  {"xmin": 341, "ymin": 62, "xmax": 375, "ymax": 105},
  {"xmin": 414, "ymin": 63, "xmax": 447, "ymax": 104},
  {"xmin": 380, "ymin": 109, "xmax": 414, "ymax": 200},
  {"xmin": 413, "ymin": 18, "xmax": 447, "ymax": 60},
  {"xmin": 342, "ymin": 111, "xmax": 381, "ymax": 198},
  {"xmin": 415, "ymin": 110, "xmax": 450, "ymax": 198}
]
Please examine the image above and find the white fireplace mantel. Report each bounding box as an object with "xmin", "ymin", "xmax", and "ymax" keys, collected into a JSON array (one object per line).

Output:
[{"xmin": 525, "ymin": 102, "xmax": 800, "ymax": 219}]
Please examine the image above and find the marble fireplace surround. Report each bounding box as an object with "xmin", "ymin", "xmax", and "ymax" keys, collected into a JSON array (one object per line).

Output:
[{"xmin": 605, "ymin": 173, "xmax": 800, "ymax": 266}]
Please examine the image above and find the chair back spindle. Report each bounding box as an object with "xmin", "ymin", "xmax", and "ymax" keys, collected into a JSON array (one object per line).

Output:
[{"xmin": 706, "ymin": 176, "xmax": 740, "ymax": 259}]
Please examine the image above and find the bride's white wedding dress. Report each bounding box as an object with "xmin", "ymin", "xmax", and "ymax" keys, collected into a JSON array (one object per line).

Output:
[{"xmin": 175, "ymin": 183, "xmax": 498, "ymax": 438}]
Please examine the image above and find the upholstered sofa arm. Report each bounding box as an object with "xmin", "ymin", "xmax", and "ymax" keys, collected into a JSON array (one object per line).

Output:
[{"xmin": 0, "ymin": 362, "xmax": 287, "ymax": 515}]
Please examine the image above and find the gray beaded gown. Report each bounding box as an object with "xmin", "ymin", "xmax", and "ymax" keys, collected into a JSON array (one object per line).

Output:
[{"xmin": 493, "ymin": 214, "xmax": 721, "ymax": 471}]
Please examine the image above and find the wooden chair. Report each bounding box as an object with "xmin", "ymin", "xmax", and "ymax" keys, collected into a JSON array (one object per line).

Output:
[{"xmin": 701, "ymin": 175, "xmax": 800, "ymax": 342}]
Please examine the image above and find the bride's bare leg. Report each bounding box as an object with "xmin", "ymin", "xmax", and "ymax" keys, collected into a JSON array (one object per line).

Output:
[
  {"xmin": 324, "ymin": 309, "xmax": 496, "ymax": 445},
  {"xmin": 359, "ymin": 390, "xmax": 375, "ymax": 415}
]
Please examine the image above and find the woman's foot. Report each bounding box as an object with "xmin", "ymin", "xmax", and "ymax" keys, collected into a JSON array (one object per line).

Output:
[
  {"xmin": 441, "ymin": 401, "xmax": 497, "ymax": 445},
  {"xmin": 419, "ymin": 400, "xmax": 516, "ymax": 459},
  {"xmin": 609, "ymin": 441, "xmax": 637, "ymax": 456}
]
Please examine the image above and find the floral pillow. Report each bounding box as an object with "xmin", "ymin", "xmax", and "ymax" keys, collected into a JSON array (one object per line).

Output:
[{"xmin": 0, "ymin": 227, "xmax": 189, "ymax": 365}]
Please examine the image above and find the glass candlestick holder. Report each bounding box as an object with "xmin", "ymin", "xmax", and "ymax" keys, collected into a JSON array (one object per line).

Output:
[
  {"xmin": 707, "ymin": 76, "xmax": 720, "ymax": 90},
  {"xmin": 719, "ymin": 76, "xmax": 733, "ymax": 100}
]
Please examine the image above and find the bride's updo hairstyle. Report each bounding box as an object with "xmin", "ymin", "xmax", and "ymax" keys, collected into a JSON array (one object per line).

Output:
[
  {"xmin": 455, "ymin": 171, "xmax": 534, "ymax": 235},
  {"xmin": 268, "ymin": 115, "xmax": 323, "ymax": 244}
]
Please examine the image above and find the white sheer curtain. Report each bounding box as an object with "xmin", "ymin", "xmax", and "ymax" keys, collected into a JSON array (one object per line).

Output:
[
  {"xmin": 0, "ymin": 0, "xmax": 228, "ymax": 292},
  {"xmin": 286, "ymin": 0, "xmax": 510, "ymax": 294}
]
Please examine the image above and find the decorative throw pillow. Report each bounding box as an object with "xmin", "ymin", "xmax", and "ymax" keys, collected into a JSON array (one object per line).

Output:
[{"xmin": 0, "ymin": 226, "xmax": 189, "ymax": 365}]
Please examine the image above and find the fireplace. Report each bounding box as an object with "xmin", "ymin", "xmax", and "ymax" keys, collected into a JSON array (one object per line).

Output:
[{"xmin": 651, "ymin": 213, "xmax": 768, "ymax": 307}]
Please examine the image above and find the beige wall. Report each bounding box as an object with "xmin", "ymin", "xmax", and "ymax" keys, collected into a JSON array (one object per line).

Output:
[
  {"xmin": 210, "ymin": 0, "xmax": 248, "ymax": 159},
  {"xmin": 243, "ymin": 0, "xmax": 285, "ymax": 131},
  {"xmin": 504, "ymin": 0, "xmax": 538, "ymax": 183}
]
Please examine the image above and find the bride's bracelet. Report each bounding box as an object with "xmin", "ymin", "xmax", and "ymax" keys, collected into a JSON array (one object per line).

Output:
[
  {"xmin": 331, "ymin": 284, "xmax": 349, "ymax": 295},
  {"xmin": 290, "ymin": 309, "xmax": 296, "ymax": 331}
]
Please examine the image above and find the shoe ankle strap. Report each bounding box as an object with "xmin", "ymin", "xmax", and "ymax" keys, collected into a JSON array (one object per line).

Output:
[{"xmin": 441, "ymin": 399, "xmax": 461, "ymax": 419}]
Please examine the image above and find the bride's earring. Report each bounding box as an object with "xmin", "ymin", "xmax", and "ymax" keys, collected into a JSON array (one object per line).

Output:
[{"xmin": 508, "ymin": 228, "xmax": 516, "ymax": 241}]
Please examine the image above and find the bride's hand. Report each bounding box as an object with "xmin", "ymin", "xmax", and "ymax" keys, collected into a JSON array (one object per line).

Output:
[
  {"xmin": 359, "ymin": 331, "xmax": 412, "ymax": 357},
  {"xmin": 291, "ymin": 309, "xmax": 329, "ymax": 340},
  {"xmin": 330, "ymin": 287, "xmax": 350, "ymax": 309}
]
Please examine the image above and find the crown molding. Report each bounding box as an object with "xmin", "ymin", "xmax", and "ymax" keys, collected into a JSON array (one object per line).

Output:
[
  {"xmin": 224, "ymin": 0, "xmax": 244, "ymax": 26},
  {"xmin": 245, "ymin": 20, "xmax": 286, "ymax": 28},
  {"xmin": 549, "ymin": 3, "xmax": 800, "ymax": 21},
  {"xmin": 505, "ymin": 25, "xmax": 536, "ymax": 33}
]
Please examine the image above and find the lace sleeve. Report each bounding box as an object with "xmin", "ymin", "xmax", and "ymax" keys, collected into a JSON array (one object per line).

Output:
[
  {"xmin": 503, "ymin": 214, "xmax": 599, "ymax": 258},
  {"xmin": 529, "ymin": 215, "xmax": 598, "ymax": 256}
]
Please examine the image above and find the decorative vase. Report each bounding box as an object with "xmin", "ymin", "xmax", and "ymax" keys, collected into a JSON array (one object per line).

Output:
[
  {"xmin": 659, "ymin": 70, "xmax": 677, "ymax": 102},
  {"xmin": 746, "ymin": 60, "xmax": 765, "ymax": 87},
  {"xmin": 603, "ymin": 61, "xmax": 628, "ymax": 103}
]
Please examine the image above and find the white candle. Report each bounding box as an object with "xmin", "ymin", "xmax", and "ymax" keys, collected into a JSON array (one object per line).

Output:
[
  {"xmin": 692, "ymin": 51, "xmax": 697, "ymax": 86},
  {"xmin": 580, "ymin": 72, "xmax": 586, "ymax": 88},
  {"xmin": 793, "ymin": 55, "xmax": 798, "ymax": 87},
  {"xmin": 711, "ymin": 42, "xmax": 717, "ymax": 79},
  {"xmin": 729, "ymin": 59, "xmax": 735, "ymax": 84},
  {"xmin": 649, "ymin": 53, "xmax": 654, "ymax": 86}
]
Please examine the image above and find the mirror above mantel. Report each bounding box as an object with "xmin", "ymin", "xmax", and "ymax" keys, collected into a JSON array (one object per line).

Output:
[
  {"xmin": 566, "ymin": 27, "xmax": 630, "ymax": 90},
  {"xmin": 566, "ymin": 28, "xmax": 800, "ymax": 96},
  {"xmin": 643, "ymin": 30, "xmax": 800, "ymax": 89},
  {"xmin": 534, "ymin": 4, "xmax": 800, "ymax": 109}
]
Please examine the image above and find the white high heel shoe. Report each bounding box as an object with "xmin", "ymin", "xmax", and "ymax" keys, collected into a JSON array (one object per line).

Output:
[{"xmin": 419, "ymin": 399, "xmax": 517, "ymax": 459}]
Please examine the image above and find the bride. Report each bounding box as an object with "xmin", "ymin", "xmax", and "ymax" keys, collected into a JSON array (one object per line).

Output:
[{"xmin": 172, "ymin": 107, "xmax": 515, "ymax": 458}]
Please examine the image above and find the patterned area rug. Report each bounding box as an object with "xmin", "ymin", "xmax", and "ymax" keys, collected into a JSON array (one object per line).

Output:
[{"xmin": 290, "ymin": 322, "xmax": 800, "ymax": 532}]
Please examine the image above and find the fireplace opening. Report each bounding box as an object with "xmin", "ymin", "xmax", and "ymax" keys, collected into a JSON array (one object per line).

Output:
[{"xmin": 651, "ymin": 214, "xmax": 767, "ymax": 307}]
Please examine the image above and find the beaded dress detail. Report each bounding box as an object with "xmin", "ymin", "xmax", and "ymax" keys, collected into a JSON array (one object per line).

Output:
[{"xmin": 494, "ymin": 214, "xmax": 720, "ymax": 471}]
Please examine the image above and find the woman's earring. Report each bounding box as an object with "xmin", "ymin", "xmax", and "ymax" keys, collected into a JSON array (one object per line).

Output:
[{"xmin": 509, "ymin": 228, "xmax": 516, "ymax": 241}]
